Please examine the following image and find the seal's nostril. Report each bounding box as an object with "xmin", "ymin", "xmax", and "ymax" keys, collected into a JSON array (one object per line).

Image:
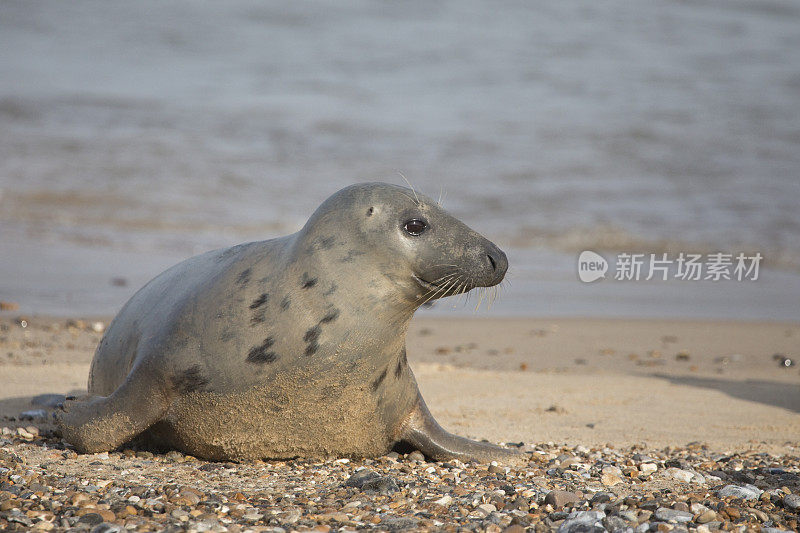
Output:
[{"xmin": 487, "ymin": 254, "xmax": 497, "ymax": 271}]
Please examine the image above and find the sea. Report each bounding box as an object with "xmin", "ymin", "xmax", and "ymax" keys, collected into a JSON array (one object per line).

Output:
[{"xmin": 1, "ymin": 0, "xmax": 799, "ymax": 320}]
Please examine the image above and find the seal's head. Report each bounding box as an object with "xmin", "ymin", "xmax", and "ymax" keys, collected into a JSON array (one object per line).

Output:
[{"xmin": 299, "ymin": 182, "xmax": 507, "ymax": 308}]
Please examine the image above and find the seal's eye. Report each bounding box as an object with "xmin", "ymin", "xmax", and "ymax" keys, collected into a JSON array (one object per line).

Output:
[{"xmin": 403, "ymin": 219, "xmax": 428, "ymax": 236}]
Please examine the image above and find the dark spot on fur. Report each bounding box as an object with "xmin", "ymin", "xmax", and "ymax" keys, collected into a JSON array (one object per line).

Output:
[
  {"xmin": 304, "ymin": 325, "xmax": 320, "ymax": 344},
  {"xmin": 250, "ymin": 310, "xmax": 266, "ymax": 325},
  {"xmin": 301, "ymin": 272, "xmax": 317, "ymax": 289},
  {"xmin": 395, "ymin": 348, "xmax": 407, "ymax": 378},
  {"xmin": 236, "ymin": 268, "xmax": 252, "ymax": 286},
  {"xmin": 323, "ymin": 282, "xmax": 338, "ymax": 296},
  {"xmin": 367, "ymin": 206, "xmax": 374, "ymax": 216},
  {"xmin": 303, "ymin": 325, "xmax": 321, "ymax": 356},
  {"xmin": 249, "ymin": 293, "xmax": 269, "ymax": 309},
  {"xmin": 339, "ymin": 249, "xmax": 366, "ymax": 263},
  {"xmin": 280, "ymin": 296, "xmax": 291, "ymax": 311},
  {"xmin": 247, "ymin": 337, "xmax": 277, "ymax": 363},
  {"xmin": 320, "ymin": 309, "xmax": 340, "ymax": 324},
  {"xmin": 372, "ymin": 368, "xmax": 388, "ymax": 391},
  {"xmin": 172, "ymin": 365, "xmax": 209, "ymax": 394}
]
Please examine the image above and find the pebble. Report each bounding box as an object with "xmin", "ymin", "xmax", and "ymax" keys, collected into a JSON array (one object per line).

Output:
[
  {"xmin": 360, "ymin": 475, "xmax": 399, "ymax": 495},
  {"xmin": 783, "ymin": 493, "xmax": 800, "ymax": 510},
  {"xmin": 434, "ymin": 495, "xmax": 453, "ymax": 506},
  {"xmin": 557, "ymin": 510, "xmax": 605, "ymax": 532},
  {"xmin": 654, "ymin": 507, "xmax": 693, "ymax": 523},
  {"xmin": 545, "ymin": 490, "xmax": 579, "ymax": 508},
  {"xmin": 407, "ymin": 450, "xmax": 425, "ymax": 462},
  {"xmin": 664, "ymin": 467, "xmax": 696, "ymax": 483},
  {"xmin": 475, "ymin": 503, "xmax": 496, "ymax": 517},
  {"xmin": 601, "ymin": 473, "xmax": 623, "ymax": 486},
  {"xmin": 344, "ymin": 468, "xmax": 380, "ymax": 488},
  {"xmin": 694, "ymin": 509, "xmax": 717, "ymax": 523},
  {"xmin": 639, "ymin": 462, "xmax": 658, "ymax": 475},
  {"xmin": 717, "ymin": 483, "xmax": 762, "ymax": 500}
]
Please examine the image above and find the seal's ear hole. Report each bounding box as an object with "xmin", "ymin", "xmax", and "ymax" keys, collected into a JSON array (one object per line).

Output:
[{"xmin": 366, "ymin": 207, "xmax": 374, "ymax": 217}]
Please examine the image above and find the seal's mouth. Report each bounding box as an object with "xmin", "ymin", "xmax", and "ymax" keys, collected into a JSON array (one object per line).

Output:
[{"xmin": 412, "ymin": 274, "xmax": 440, "ymax": 292}]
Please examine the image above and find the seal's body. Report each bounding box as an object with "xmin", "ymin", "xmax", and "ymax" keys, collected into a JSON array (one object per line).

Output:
[{"xmin": 59, "ymin": 183, "xmax": 519, "ymax": 463}]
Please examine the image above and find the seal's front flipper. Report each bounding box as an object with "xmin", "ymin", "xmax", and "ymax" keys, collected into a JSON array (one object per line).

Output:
[
  {"xmin": 396, "ymin": 396, "xmax": 526, "ymax": 465},
  {"xmin": 57, "ymin": 374, "xmax": 169, "ymax": 454}
]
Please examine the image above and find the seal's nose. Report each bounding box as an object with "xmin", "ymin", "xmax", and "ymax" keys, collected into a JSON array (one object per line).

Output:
[{"xmin": 486, "ymin": 245, "xmax": 508, "ymax": 284}]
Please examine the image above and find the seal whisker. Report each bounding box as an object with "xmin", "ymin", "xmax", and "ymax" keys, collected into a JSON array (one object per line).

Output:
[
  {"xmin": 412, "ymin": 271, "xmax": 460, "ymax": 301},
  {"xmin": 475, "ymin": 286, "xmax": 485, "ymax": 313},
  {"xmin": 396, "ymin": 171, "xmax": 420, "ymax": 205},
  {"xmin": 419, "ymin": 276, "xmax": 459, "ymax": 307}
]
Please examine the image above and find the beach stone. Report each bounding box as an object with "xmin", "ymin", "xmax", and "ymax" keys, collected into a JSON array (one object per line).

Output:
[
  {"xmin": 475, "ymin": 503, "xmax": 497, "ymax": 517},
  {"xmin": 665, "ymin": 468, "xmax": 695, "ymax": 483},
  {"xmin": 694, "ymin": 510, "xmax": 717, "ymax": 523},
  {"xmin": 601, "ymin": 473, "xmax": 623, "ymax": 486},
  {"xmin": 603, "ymin": 515, "xmax": 633, "ymax": 532},
  {"xmin": 407, "ymin": 450, "xmax": 425, "ymax": 462},
  {"xmin": 716, "ymin": 484, "xmax": 762, "ymax": 500},
  {"xmin": 783, "ymin": 493, "xmax": 800, "ymax": 510},
  {"xmin": 344, "ymin": 469, "xmax": 380, "ymax": 488},
  {"xmin": 639, "ymin": 463, "xmax": 658, "ymax": 475},
  {"xmin": 90, "ymin": 525, "xmax": 124, "ymax": 533},
  {"xmin": 434, "ymin": 495, "xmax": 453, "ymax": 506},
  {"xmin": 77, "ymin": 513, "xmax": 104, "ymax": 526},
  {"xmin": 665, "ymin": 458, "xmax": 690, "ymax": 469},
  {"xmin": 591, "ymin": 492, "xmax": 613, "ymax": 504},
  {"xmin": 361, "ymin": 475, "xmax": 399, "ymax": 495},
  {"xmin": 557, "ymin": 510, "xmax": 605, "ymax": 533},
  {"xmin": 654, "ymin": 507, "xmax": 693, "ymax": 523},
  {"xmin": 379, "ymin": 516, "xmax": 418, "ymax": 530},
  {"xmin": 545, "ymin": 490, "xmax": 579, "ymax": 508},
  {"xmin": 558, "ymin": 456, "xmax": 581, "ymax": 471}
]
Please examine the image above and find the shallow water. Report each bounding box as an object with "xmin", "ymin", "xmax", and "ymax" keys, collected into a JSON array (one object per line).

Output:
[{"xmin": 1, "ymin": 1, "xmax": 799, "ymax": 319}]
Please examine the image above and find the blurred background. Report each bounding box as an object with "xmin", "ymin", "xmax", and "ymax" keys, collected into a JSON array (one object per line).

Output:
[{"xmin": 1, "ymin": 0, "xmax": 799, "ymax": 319}]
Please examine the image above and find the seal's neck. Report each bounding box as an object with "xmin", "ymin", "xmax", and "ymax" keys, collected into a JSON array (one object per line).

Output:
[{"xmin": 286, "ymin": 232, "xmax": 417, "ymax": 361}]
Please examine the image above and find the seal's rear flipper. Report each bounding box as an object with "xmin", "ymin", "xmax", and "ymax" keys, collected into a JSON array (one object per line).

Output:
[
  {"xmin": 57, "ymin": 373, "xmax": 169, "ymax": 454},
  {"xmin": 396, "ymin": 396, "xmax": 526, "ymax": 465}
]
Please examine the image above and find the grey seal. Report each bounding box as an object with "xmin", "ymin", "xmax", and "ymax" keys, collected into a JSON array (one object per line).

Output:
[{"xmin": 58, "ymin": 182, "xmax": 521, "ymax": 463}]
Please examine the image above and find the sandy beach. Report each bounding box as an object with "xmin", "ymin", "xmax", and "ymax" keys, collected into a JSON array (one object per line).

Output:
[{"xmin": 2, "ymin": 315, "xmax": 798, "ymax": 454}]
